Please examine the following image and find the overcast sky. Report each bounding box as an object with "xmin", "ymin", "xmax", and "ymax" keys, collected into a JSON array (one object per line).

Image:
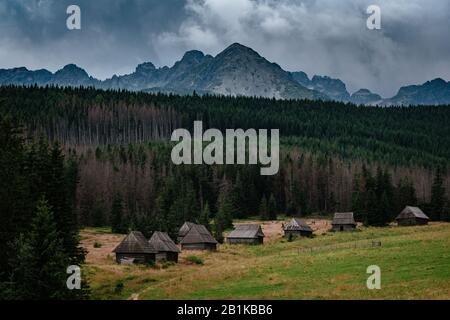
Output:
[{"xmin": 1, "ymin": 0, "xmax": 449, "ymax": 97}]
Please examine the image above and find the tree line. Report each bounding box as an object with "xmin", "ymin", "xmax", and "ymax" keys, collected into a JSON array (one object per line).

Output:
[{"xmin": 1, "ymin": 85, "xmax": 450, "ymax": 167}]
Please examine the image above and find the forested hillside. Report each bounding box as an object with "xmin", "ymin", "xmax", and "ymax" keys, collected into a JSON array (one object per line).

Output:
[
  {"xmin": 1, "ymin": 85, "xmax": 449, "ymax": 240},
  {"xmin": 1, "ymin": 86, "xmax": 450, "ymax": 166}
]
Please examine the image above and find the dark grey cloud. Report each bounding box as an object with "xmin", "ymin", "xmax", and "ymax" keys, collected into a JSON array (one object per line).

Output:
[
  {"xmin": 0, "ymin": 0, "xmax": 187, "ymax": 78},
  {"xmin": 1, "ymin": 0, "xmax": 450, "ymax": 97}
]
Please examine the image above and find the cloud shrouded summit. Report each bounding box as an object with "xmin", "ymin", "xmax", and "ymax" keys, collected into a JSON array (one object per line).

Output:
[{"xmin": 1, "ymin": 0, "xmax": 449, "ymax": 97}]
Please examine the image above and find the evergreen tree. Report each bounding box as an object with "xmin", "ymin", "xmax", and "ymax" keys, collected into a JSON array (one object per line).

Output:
[
  {"xmin": 379, "ymin": 191, "xmax": 391, "ymax": 225},
  {"xmin": 394, "ymin": 178, "xmax": 417, "ymax": 217},
  {"xmin": 430, "ymin": 167, "xmax": 447, "ymax": 221},
  {"xmin": 49, "ymin": 143, "xmax": 84, "ymax": 264},
  {"xmin": 0, "ymin": 116, "xmax": 26, "ymax": 279},
  {"xmin": 111, "ymin": 193, "xmax": 127, "ymax": 234},
  {"xmin": 92, "ymin": 200, "xmax": 106, "ymax": 227},
  {"xmin": 351, "ymin": 174, "xmax": 364, "ymax": 222},
  {"xmin": 0, "ymin": 117, "xmax": 86, "ymax": 294},
  {"xmin": 366, "ymin": 190, "xmax": 380, "ymax": 226},
  {"xmin": 354, "ymin": 167, "xmax": 395, "ymax": 226},
  {"xmin": 259, "ymin": 196, "xmax": 269, "ymax": 220},
  {"xmin": 214, "ymin": 189, "xmax": 234, "ymax": 243},
  {"xmin": 230, "ymin": 173, "xmax": 244, "ymax": 218},
  {"xmin": 200, "ymin": 202, "xmax": 211, "ymax": 230},
  {"xmin": 217, "ymin": 189, "xmax": 233, "ymax": 229},
  {"xmin": 9, "ymin": 198, "xmax": 87, "ymax": 299},
  {"xmin": 213, "ymin": 211, "xmax": 225, "ymax": 244}
]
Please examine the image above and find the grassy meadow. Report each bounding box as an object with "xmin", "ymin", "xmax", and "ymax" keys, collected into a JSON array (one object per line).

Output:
[{"xmin": 81, "ymin": 220, "xmax": 450, "ymax": 300}]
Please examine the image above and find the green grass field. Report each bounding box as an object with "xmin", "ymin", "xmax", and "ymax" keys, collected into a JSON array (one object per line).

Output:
[{"xmin": 83, "ymin": 222, "xmax": 450, "ymax": 300}]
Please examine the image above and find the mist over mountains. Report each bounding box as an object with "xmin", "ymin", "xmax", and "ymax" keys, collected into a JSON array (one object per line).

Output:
[{"xmin": 1, "ymin": 43, "xmax": 449, "ymax": 106}]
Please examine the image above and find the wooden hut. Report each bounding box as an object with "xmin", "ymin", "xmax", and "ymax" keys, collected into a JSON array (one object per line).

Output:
[
  {"xmin": 283, "ymin": 218, "xmax": 313, "ymax": 238},
  {"xmin": 112, "ymin": 231, "xmax": 156, "ymax": 264},
  {"xmin": 226, "ymin": 224, "xmax": 265, "ymax": 245},
  {"xmin": 331, "ymin": 212, "xmax": 356, "ymax": 231},
  {"xmin": 148, "ymin": 231, "xmax": 181, "ymax": 263},
  {"xmin": 395, "ymin": 206, "xmax": 430, "ymax": 226},
  {"xmin": 178, "ymin": 221, "xmax": 195, "ymax": 243},
  {"xmin": 180, "ymin": 224, "xmax": 218, "ymax": 251}
]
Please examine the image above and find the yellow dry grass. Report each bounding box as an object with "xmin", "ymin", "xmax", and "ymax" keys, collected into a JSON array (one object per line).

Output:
[{"xmin": 81, "ymin": 221, "xmax": 450, "ymax": 300}]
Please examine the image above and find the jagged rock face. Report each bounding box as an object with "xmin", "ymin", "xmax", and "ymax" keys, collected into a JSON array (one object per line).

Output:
[
  {"xmin": 0, "ymin": 43, "xmax": 325, "ymax": 100},
  {"xmin": 181, "ymin": 43, "xmax": 324, "ymax": 100},
  {"xmin": 51, "ymin": 64, "xmax": 98, "ymax": 87},
  {"xmin": 310, "ymin": 76, "xmax": 350, "ymax": 102},
  {"xmin": 0, "ymin": 67, "xmax": 52, "ymax": 85},
  {"xmin": 290, "ymin": 71, "xmax": 310, "ymax": 87},
  {"xmin": 1, "ymin": 43, "xmax": 449, "ymax": 105},
  {"xmin": 290, "ymin": 73, "xmax": 350, "ymax": 102},
  {"xmin": 385, "ymin": 78, "xmax": 450, "ymax": 106},
  {"xmin": 0, "ymin": 64, "xmax": 97, "ymax": 87},
  {"xmin": 350, "ymin": 89, "xmax": 382, "ymax": 105}
]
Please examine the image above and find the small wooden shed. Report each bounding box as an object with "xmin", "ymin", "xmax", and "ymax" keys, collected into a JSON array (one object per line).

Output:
[
  {"xmin": 331, "ymin": 212, "xmax": 356, "ymax": 232},
  {"xmin": 283, "ymin": 218, "xmax": 313, "ymax": 238},
  {"xmin": 226, "ymin": 224, "xmax": 265, "ymax": 245},
  {"xmin": 395, "ymin": 206, "xmax": 430, "ymax": 226},
  {"xmin": 148, "ymin": 231, "xmax": 181, "ymax": 263},
  {"xmin": 178, "ymin": 221, "xmax": 195, "ymax": 243},
  {"xmin": 112, "ymin": 231, "xmax": 156, "ymax": 264},
  {"xmin": 180, "ymin": 224, "xmax": 218, "ymax": 251}
]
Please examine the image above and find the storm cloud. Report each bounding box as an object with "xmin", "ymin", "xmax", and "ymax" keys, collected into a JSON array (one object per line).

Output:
[{"xmin": 1, "ymin": 0, "xmax": 449, "ymax": 97}]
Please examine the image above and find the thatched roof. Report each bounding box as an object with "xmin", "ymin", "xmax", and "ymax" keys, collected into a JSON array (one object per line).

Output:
[
  {"xmin": 113, "ymin": 231, "xmax": 156, "ymax": 254},
  {"xmin": 332, "ymin": 212, "xmax": 356, "ymax": 226},
  {"xmin": 227, "ymin": 224, "xmax": 265, "ymax": 239},
  {"xmin": 178, "ymin": 222, "xmax": 195, "ymax": 238},
  {"xmin": 284, "ymin": 218, "xmax": 313, "ymax": 232},
  {"xmin": 148, "ymin": 231, "xmax": 180, "ymax": 253},
  {"xmin": 180, "ymin": 224, "xmax": 218, "ymax": 244},
  {"xmin": 396, "ymin": 206, "xmax": 429, "ymax": 220}
]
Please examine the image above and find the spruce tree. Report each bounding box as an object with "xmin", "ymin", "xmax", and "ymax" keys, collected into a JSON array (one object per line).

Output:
[
  {"xmin": 230, "ymin": 173, "xmax": 244, "ymax": 218},
  {"xmin": 394, "ymin": 178, "xmax": 417, "ymax": 217},
  {"xmin": 0, "ymin": 116, "xmax": 26, "ymax": 279},
  {"xmin": 10, "ymin": 198, "xmax": 87, "ymax": 299},
  {"xmin": 217, "ymin": 189, "xmax": 233, "ymax": 229},
  {"xmin": 366, "ymin": 190, "xmax": 380, "ymax": 226},
  {"xmin": 430, "ymin": 167, "xmax": 446, "ymax": 221},
  {"xmin": 379, "ymin": 191, "xmax": 391, "ymax": 226},
  {"xmin": 214, "ymin": 189, "xmax": 234, "ymax": 243},
  {"xmin": 200, "ymin": 202, "xmax": 211, "ymax": 230},
  {"xmin": 111, "ymin": 193, "xmax": 127, "ymax": 234},
  {"xmin": 259, "ymin": 196, "xmax": 269, "ymax": 220}
]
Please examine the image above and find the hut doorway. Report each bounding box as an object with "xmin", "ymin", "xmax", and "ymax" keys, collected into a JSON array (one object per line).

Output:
[{"xmin": 340, "ymin": 226, "xmax": 344, "ymax": 231}]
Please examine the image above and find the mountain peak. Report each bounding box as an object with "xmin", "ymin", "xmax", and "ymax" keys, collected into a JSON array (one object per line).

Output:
[
  {"xmin": 136, "ymin": 62, "xmax": 156, "ymax": 74},
  {"xmin": 427, "ymin": 78, "xmax": 447, "ymax": 86},
  {"xmin": 353, "ymin": 88, "xmax": 371, "ymax": 94},
  {"xmin": 222, "ymin": 43, "xmax": 259, "ymax": 56},
  {"xmin": 386, "ymin": 78, "xmax": 450, "ymax": 106},
  {"xmin": 60, "ymin": 63, "xmax": 84, "ymax": 71},
  {"xmin": 181, "ymin": 50, "xmax": 205, "ymax": 63},
  {"xmin": 350, "ymin": 88, "xmax": 382, "ymax": 105},
  {"xmin": 56, "ymin": 64, "xmax": 88, "ymax": 76}
]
